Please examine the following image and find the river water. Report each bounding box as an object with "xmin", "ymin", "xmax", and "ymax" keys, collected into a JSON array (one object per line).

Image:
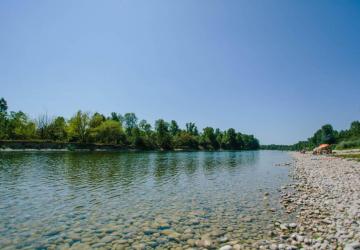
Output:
[{"xmin": 0, "ymin": 150, "xmax": 293, "ymax": 249}]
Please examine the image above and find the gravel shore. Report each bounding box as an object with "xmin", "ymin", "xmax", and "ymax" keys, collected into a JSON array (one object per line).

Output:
[{"xmin": 256, "ymin": 153, "xmax": 360, "ymax": 250}]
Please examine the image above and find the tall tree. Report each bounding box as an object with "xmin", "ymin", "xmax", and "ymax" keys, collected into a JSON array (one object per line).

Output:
[
  {"xmin": 89, "ymin": 112, "xmax": 106, "ymax": 128},
  {"xmin": 200, "ymin": 127, "xmax": 218, "ymax": 149},
  {"xmin": 139, "ymin": 119, "xmax": 152, "ymax": 134},
  {"xmin": 155, "ymin": 119, "xmax": 172, "ymax": 149},
  {"xmin": 7, "ymin": 111, "xmax": 36, "ymax": 139},
  {"xmin": 0, "ymin": 98, "xmax": 7, "ymax": 115},
  {"xmin": 67, "ymin": 111, "xmax": 90, "ymax": 143},
  {"xmin": 222, "ymin": 128, "xmax": 237, "ymax": 149},
  {"xmin": 36, "ymin": 113, "xmax": 51, "ymax": 139},
  {"xmin": 91, "ymin": 120, "xmax": 125, "ymax": 144},
  {"xmin": 110, "ymin": 112, "xmax": 122, "ymax": 123},
  {"xmin": 0, "ymin": 98, "xmax": 8, "ymax": 139},
  {"xmin": 186, "ymin": 122, "xmax": 198, "ymax": 136},
  {"xmin": 170, "ymin": 120, "xmax": 180, "ymax": 136},
  {"xmin": 47, "ymin": 116, "xmax": 67, "ymax": 141},
  {"xmin": 350, "ymin": 121, "xmax": 360, "ymax": 138},
  {"xmin": 123, "ymin": 113, "xmax": 138, "ymax": 135}
]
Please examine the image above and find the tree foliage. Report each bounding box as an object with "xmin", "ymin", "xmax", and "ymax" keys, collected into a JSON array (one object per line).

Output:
[
  {"xmin": 0, "ymin": 97, "xmax": 260, "ymax": 150},
  {"xmin": 0, "ymin": 98, "xmax": 8, "ymax": 139},
  {"xmin": 90, "ymin": 120, "xmax": 125, "ymax": 144},
  {"xmin": 67, "ymin": 111, "xmax": 90, "ymax": 143},
  {"xmin": 262, "ymin": 121, "xmax": 360, "ymax": 151}
]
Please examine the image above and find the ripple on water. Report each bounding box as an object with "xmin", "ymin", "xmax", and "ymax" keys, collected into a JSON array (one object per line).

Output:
[{"xmin": 0, "ymin": 150, "xmax": 294, "ymax": 249}]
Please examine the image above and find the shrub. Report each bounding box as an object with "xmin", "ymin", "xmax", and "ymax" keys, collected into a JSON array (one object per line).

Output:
[{"xmin": 335, "ymin": 139, "xmax": 360, "ymax": 150}]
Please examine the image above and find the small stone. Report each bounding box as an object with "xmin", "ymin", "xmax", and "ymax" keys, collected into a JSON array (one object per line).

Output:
[
  {"xmin": 288, "ymin": 223, "xmax": 297, "ymax": 229},
  {"xmin": 278, "ymin": 244, "xmax": 286, "ymax": 249},
  {"xmin": 132, "ymin": 243, "xmax": 146, "ymax": 250},
  {"xmin": 70, "ymin": 243, "xmax": 91, "ymax": 250},
  {"xmin": 233, "ymin": 244, "xmax": 241, "ymax": 250},
  {"xmin": 344, "ymin": 242, "xmax": 360, "ymax": 250},
  {"xmin": 196, "ymin": 237, "xmax": 213, "ymax": 248},
  {"xmin": 270, "ymin": 244, "xmax": 278, "ymax": 250},
  {"xmin": 219, "ymin": 245, "xmax": 232, "ymax": 250},
  {"xmin": 218, "ymin": 236, "xmax": 228, "ymax": 243},
  {"xmin": 100, "ymin": 236, "xmax": 114, "ymax": 243}
]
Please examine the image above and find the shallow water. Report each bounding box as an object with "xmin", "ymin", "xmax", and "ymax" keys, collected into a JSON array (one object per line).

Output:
[{"xmin": 0, "ymin": 150, "xmax": 292, "ymax": 249}]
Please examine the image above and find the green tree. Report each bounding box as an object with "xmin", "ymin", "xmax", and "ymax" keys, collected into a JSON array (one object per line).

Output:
[
  {"xmin": 0, "ymin": 98, "xmax": 8, "ymax": 139},
  {"xmin": 320, "ymin": 124, "xmax": 336, "ymax": 144},
  {"xmin": 170, "ymin": 120, "xmax": 180, "ymax": 136},
  {"xmin": 222, "ymin": 128, "xmax": 237, "ymax": 149},
  {"xmin": 136, "ymin": 120, "xmax": 156, "ymax": 149},
  {"xmin": 123, "ymin": 113, "xmax": 138, "ymax": 135},
  {"xmin": 186, "ymin": 122, "xmax": 198, "ymax": 136},
  {"xmin": 349, "ymin": 121, "xmax": 360, "ymax": 138},
  {"xmin": 200, "ymin": 127, "xmax": 218, "ymax": 150},
  {"xmin": 215, "ymin": 128, "xmax": 223, "ymax": 149},
  {"xmin": 91, "ymin": 120, "xmax": 125, "ymax": 144},
  {"xmin": 47, "ymin": 116, "xmax": 67, "ymax": 141},
  {"xmin": 36, "ymin": 113, "xmax": 51, "ymax": 139},
  {"xmin": 155, "ymin": 119, "xmax": 172, "ymax": 149},
  {"xmin": 310, "ymin": 124, "xmax": 336, "ymax": 145},
  {"xmin": 89, "ymin": 112, "xmax": 106, "ymax": 128},
  {"xmin": 110, "ymin": 112, "xmax": 122, "ymax": 123},
  {"xmin": 174, "ymin": 131, "xmax": 199, "ymax": 149},
  {"xmin": 235, "ymin": 133, "xmax": 244, "ymax": 149},
  {"xmin": 7, "ymin": 111, "xmax": 36, "ymax": 139},
  {"xmin": 242, "ymin": 134, "xmax": 259, "ymax": 150},
  {"xmin": 67, "ymin": 111, "xmax": 90, "ymax": 143},
  {"xmin": 139, "ymin": 119, "xmax": 152, "ymax": 134}
]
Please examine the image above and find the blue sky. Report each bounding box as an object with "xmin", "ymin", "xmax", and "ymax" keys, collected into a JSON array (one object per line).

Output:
[{"xmin": 0, "ymin": 0, "xmax": 359, "ymax": 144}]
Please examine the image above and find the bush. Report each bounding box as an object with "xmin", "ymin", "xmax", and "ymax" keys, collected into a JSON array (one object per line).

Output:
[{"xmin": 335, "ymin": 139, "xmax": 360, "ymax": 150}]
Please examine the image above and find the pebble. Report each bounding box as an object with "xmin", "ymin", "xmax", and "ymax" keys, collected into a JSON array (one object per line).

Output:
[{"xmin": 219, "ymin": 245, "xmax": 232, "ymax": 250}]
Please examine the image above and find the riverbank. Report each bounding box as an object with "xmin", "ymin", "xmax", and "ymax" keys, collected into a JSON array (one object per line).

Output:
[
  {"xmin": 0, "ymin": 140, "xmax": 259, "ymax": 152},
  {"xmin": 0, "ymin": 140, "xmax": 128, "ymax": 151},
  {"xmin": 255, "ymin": 152, "xmax": 360, "ymax": 250}
]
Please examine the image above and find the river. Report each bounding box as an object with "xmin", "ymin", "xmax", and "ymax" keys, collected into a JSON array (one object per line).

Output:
[{"xmin": 0, "ymin": 150, "xmax": 293, "ymax": 249}]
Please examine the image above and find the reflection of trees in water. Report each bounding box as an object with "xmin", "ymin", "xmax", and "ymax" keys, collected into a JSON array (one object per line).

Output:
[
  {"xmin": 0, "ymin": 152, "xmax": 31, "ymax": 180},
  {"xmin": 0, "ymin": 151, "xmax": 260, "ymax": 192},
  {"xmin": 183, "ymin": 153, "xmax": 198, "ymax": 175},
  {"xmin": 0, "ymin": 152, "xmax": 72, "ymax": 184},
  {"xmin": 62, "ymin": 152, "xmax": 154, "ymax": 190},
  {"xmin": 153, "ymin": 152, "xmax": 181, "ymax": 182},
  {"xmin": 225, "ymin": 151, "xmax": 259, "ymax": 169},
  {"xmin": 200, "ymin": 151, "xmax": 259, "ymax": 174},
  {"xmin": 202, "ymin": 152, "xmax": 218, "ymax": 174}
]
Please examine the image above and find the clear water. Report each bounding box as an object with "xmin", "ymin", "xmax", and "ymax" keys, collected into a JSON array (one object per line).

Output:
[{"xmin": 0, "ymin": 150, "xmax": 292, "ymax": 249}]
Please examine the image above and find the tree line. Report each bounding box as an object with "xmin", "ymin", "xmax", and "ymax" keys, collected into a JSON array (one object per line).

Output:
[
  {"xmin": 0, "ymin": 98, "xmax": 260, "ymax": 151},
  {"xmin": 261, "ymin": 121, "xmax": 360, "ymax": 151}
]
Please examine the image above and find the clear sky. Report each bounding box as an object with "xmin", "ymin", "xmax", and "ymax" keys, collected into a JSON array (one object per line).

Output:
[{"xmin": 0, "ymin": 0, "xmax": 359, "ymax": 144}]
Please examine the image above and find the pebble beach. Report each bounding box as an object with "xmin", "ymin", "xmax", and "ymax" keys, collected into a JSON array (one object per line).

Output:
[{"xmin": 254, "ymin": 153, "xmax": 360, "ymax": 250}]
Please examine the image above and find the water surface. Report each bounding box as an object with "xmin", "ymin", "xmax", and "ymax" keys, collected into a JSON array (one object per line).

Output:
[{"xmin": 0, "ymin": 150, "xmax": 292, "ymax": 249}]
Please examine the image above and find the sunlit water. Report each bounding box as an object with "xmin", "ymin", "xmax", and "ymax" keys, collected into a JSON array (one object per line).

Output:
[{"xmin": 0, "ymin": 151, "xmax": 292, "ymax": 249}]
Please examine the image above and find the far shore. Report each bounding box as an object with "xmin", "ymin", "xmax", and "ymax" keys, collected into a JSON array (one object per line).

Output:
[{"xmin": 0, "ymin": 140, "xmax": 260, "ymax": 152}]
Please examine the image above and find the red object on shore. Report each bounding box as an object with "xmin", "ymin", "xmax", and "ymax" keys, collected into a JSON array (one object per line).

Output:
[{"xmin": 313, "ymin": 144, "xmax": 332, "ymax": 155}]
